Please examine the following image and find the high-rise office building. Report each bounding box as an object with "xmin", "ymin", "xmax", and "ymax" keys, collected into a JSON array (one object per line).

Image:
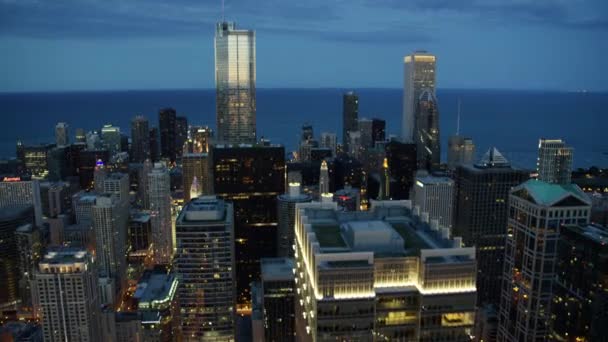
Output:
[
  {"xmin": 550, "ymin": 224, "xmax": 608, "ymax": 341},
  {"xmin": 32, "ymin": 248, "xmax": 100, "ymax": 342},
  {"xmin": 101, "ymin": 124, "xmax": 122, "ymax": 155},
  {"xmin": 55, "ymin": 122, "xmax": 69, "ymax": 147},
  {"xmin": 188, "ymin": 126, "xmax": 213, "ymax": 154},
  {"xmin": 159, "ymin": 108, "xmax": 177, "ymax": 162},
  {"xmin": 182, "ymin": 153, "xmax": 210, "ymax": 202},
  {"xmin": 537, "ymin": 138, "xmax": 573, "ymax": 185},
  {"xmin": 21, "ymin": 144, "xmax": 53, "ymax": 178},
  {"xmin": 0, "ymin": 177, "xmax": 42, "ymax": 226},
  {"xmin": 215, "ymin": 22, "xmax": 256, "ymax": 144},
  {"xmin": 175, "ymin": 196, "xmax": 236, "ymax": 341},
  {"xmin": 175, "ymin": 116, "xmax": 188, "ymax": 157},
  {"xmin": 342, "ymin": 91, "xmax": 359, "ymax": 151},
  {"xmin": 130, "ymin": 115, "xmax": 150, "ymax": 163},
  {"xmin": 358, "ymin": 118, "xmax": 373, "ymax": 149},
  {"xmin": 148, "ymin": 162, "xmax": 173, "ymax": 264},
  {"xmin": 453, "ymin": 147, "xmax": 528, "ymax": 306},
  {"xmin": 385, "ymin": 140, "xmax": 417, "ymax": 199},
  {"xmin": 319, "ymin": 160, "xmax": 329, "ymax": 195},
  {"xmin": 415, "ymin": 89, "xmax": 441, "ymax": 170},
  {"xmin": 447, "ymin": 136, "xmax": 475, "ymax": 169},
  {"xmin": 77, "ymin": 150, "xmax": 109, "ymax": 190},
  {"xmin": 75, "ymin": 128, "xmax": 86, "ymax": 143},
  {"xmin": 371, "ymin": 118, "xmax": 386, "ymax": 145},
  {"xmin": 212, "ymin": 144, "xmax": 285, "ymax": 307},
  {"xmin": 277, "ymin": 183, "xmax": 312, "ymax": 257},
  {"xmin": 102, "ymin": 172, "xmax": 130, "ymax": 206},
  {"xmin": 260, "ymin": 258, "xmax": 296, "ymax": 342},
  {"xmin": 413, "ymin": 171, "xmax": 454, "ymax": 229},
  {"xmin": 0, "ymin": 205, "xmax": 34, "ymax": 308},
  {"xmin": 15, "ymin": 223, "xmax": 41, "ymax": 308},
  {"xmin": 294, "ymin": 200, "xmax": 477, "ymax": 341},
  {"xmin": 402, "ymin": 51, "xmax": 436, "ymax": 142},
  {"xmin": 93, "ymin": 194, "xmax": 128, "ymax": 282},
  {"xmin": 319, "ymin": 132, "xmax": 337, "ymax": 157},
  {"xmin": 498, "ymin": 180, "xmax": 591, "ymax": 341},
  {"xmin": 129, "ymin": 211, "xmax": 151, "ymax": 252}
]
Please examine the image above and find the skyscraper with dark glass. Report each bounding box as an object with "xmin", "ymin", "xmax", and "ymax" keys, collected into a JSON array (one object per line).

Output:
[
  {"xmin": 175, "ymin": 116, "xmax": 188, "ymax": 158},
  {"xmin": 159, "ymin": 108, "xmax": 177, "ymax": 162},
  {"xmin": 402, "ymin": 51, "xmax": 436, "ymax": 143},
  {"xmin": 215, "ymin": 22, "xmax": 256, "ymax": 144},
  {"xmin": 130, "ymin": 115, "xmax": 150, "ymax": 163},
  {"xmin": 342, "ymin": 91, "xmax": 358, "ymax": 151},
  {"xmin": 415, "ymin": 89, "xmax": 440, "ymax": 170},
  {"xmin": 453, "ymin": 148, "xmax": 528, "ymax": 307},
  {"xmin": 211, "ymin": 144, "xmax": 285, "ymax": 308}
]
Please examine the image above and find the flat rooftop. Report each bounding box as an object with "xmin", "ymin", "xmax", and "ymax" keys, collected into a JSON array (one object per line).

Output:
[
  {"xmin": 40, "ymin": 248, "xmax": 88, "ymax": 266},
  {"xmin": 303, "ymin": 203, "xmax": 450, "ymax": 257},
  {"xmin": 261, "ymin": 258, "xmax": 295, "ymax": 282},
  {"xmin": 134, "ymin": 268, "xmax": 177, "ymax": 308},
  {"xmin": 178, "ymin": 196, "xmax": 228, "ymax": 223}
]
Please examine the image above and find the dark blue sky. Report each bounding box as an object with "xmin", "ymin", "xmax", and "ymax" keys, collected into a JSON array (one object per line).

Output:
[{"xmin": 1, "ymin": 0, "xmax": 607, "ymax": 92}]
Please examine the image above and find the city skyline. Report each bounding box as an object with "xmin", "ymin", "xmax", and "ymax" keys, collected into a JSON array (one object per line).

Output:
[{"xmin": 1, "ymin": 1, "xmax": 607, "ymax": 92}]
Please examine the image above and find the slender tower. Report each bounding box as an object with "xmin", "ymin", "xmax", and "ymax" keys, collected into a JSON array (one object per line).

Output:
[
  {"xmin": 215, "ymin": 21, "xmax": 256, "ymax": 144},
  {"xmin": 402, "ymin": 51, "xmax": 436, "ymax": 142},
  {"xmin": 319, "ymin": 160, "xmax": 329, "ymax": 195}
]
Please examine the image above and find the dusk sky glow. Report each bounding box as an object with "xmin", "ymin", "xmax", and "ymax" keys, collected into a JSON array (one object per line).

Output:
[{"xmin": 1, "ymin": 0, "xmax": 607, "ymax": 92}]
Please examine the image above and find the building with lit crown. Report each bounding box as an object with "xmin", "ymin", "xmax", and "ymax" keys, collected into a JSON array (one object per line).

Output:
[
  {"xmin": 294, "ymin": 200, "xmax": 476, "ymax": 341},
  {"xmin": 402, "ymin": 51, "xmax": 436, "ymax": 142}
]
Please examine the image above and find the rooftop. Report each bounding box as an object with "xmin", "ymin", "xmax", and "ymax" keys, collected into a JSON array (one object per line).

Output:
[
  {"xmin": 134, "ymin": 268, "xmax": 178, "ymax": 310},
  {"xmin": 513, "ymin": 179, "xmax": 590, "ymax": 207},
  {"xmin": 564, "ymin": 224, "xmax": 608, "ymax": 244},
  {"xmin": 178, "ymin": 196, "xmax": 227, "ymax": 222},
  {"xmin": 261, "ymin": 258, "xmax": 295, "ymax": 282},
  {"xmin": 39, "ymin": 248, "xmax": 88, "ymax": 268}
]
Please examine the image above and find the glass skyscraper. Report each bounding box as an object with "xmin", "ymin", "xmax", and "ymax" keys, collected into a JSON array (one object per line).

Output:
[
  {"xmin": 215, "ymin": 22, "xmax": 256, "ymax": 144},
  {"xmin": 402, "ymin": 51, "xmax": 436, "ymax": 143}
]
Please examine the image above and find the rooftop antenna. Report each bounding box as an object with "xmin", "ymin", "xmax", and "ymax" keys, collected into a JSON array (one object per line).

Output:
[
  {"xmin": 456, "ymin": 97, "xmax": 461, "ymax": 135},
  {"xmin": 221, "ymin": 0, "xmax": 225, "ymax": 22}
]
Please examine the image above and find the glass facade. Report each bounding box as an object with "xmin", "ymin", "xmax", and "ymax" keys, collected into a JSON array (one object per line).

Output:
[
  {"xmin": 402, "ymin": 52, "xmax": 436, "ymax": 142},
  {"xmin": 215, "ymin": 22, "xmax": 256, "ymax": 144}
]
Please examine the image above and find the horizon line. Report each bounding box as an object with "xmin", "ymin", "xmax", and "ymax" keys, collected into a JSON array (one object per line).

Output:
[{"xmin": 1, "ymin": 86, "xmax": 605, "ymax": 95}]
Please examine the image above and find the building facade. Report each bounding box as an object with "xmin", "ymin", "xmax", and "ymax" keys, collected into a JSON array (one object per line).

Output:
[
  {"xmin": 175, "ymin": 197, "xmax": 236, "ymax": 341},
  {"xmin": 277, "ymin": 183, "xmax": 312, "ymax": 257},
  {"xmin": 498, "ymin": 180, "xmax": 591, "ymax": 341},
  {"xmin": 159, "ymin": 108, "xmax": 177, "ymax": 162},
  {"xmin": 260, "ymin": 258, "xmax": 296, "ymax": 342},
  {"xmin": 453, "ymin": 148, "xmax": 529, "ymax": 307},
  {"xmin": 131, "ymin": 115, "xmax": 151, "ymax": 163},
  {"xmin": 148, "ymin": 163, "xmax": 173, "ymax": 264},
  {"xmin": 294, "ymin": 200, "xmax": 476, "ymax": 341},
  {"xmin": 342, "ymin": 91, "xmax": 358, "ymax": 151},
  {"xmin": 402, "ymin": 51, "xmax": 436, "ymax": 142},
  {"xmin": 537, "ymin": 138, "xmax": 573, "ymax": 185},
  {"xmin": 182, "ymin": 153, "xmax": 211, "ymax": 202},
  {"xmin": 413, "ymin": 172, "xmax": 454, "ymax": 229},
  {"xmin": 447, "ymin": 136, "xmax": 475, "ymax": 169},
  {"xmin": 215, "ymin": 22, "xmax": 256, "ymax": 144},
  {"xmin": 414, "ymin": 89, "xmax": 441, "ymax": 171},
  {"xmin": 32, "ymin": 249, "xmax": 100, "ymax": 342}
]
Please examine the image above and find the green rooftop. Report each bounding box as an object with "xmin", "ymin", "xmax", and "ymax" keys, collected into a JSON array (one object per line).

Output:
[
  {"xmin": 390, "ymin": 222, "xmax": 431, "ymax": 254},
  {"xmin": 312, "ymin": 223, "xmax": 346, "ymax": 248},
  {"xmin": 516, "ymin": 179, "xmax": 590, "ymax": 206}
]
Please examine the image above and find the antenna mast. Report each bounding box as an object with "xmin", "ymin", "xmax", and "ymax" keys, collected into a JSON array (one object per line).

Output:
[
  {"xmin": 456, "ymin": 97, "xmax": 461, "ymax": 135},
  {"xmin": 222, "ymin": 0, "xmax": 225, "ymax": 22}
]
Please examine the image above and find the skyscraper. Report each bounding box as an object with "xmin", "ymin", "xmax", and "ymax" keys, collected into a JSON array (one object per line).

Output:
[
  {"xmin": 319, "ymin": 160, "xmax": 329, "ymax": 195},
  {"xmin": 149, "ymin": 127, "xmax": 160, "ymax": 162},
  {"xmin": 260, "ymin": 258, "xmax": 296, "ymax": 342},
  {"xmin": 453, "ymin": 147, "xmax": 528, "ymax": 306},
  {"xmin": 215, "ymin": 22, "xmax": 256, "ymax": 144},
  {"xmin": 371, "ymin": 118, "xmax": 386, "ymax": 145},
  {"xmin": 402, "ymin": 51, "xmax": 436, "ymax": 142},
  {"xmin": 55, "ymin": 122, "xmax": 69, "ymax": 147},
  {"xmin": 0, "ymin": 177, "xmax": 42, "ymax": 226},
  {"xmin": 175, "ymin": 116, "xmax": 188, "ymax": 157},
  {"xmin": 498, "ymin": 180, "xmax": 591, "ymax": 341},
  {"xmin": 319, "ymin": 132, "xmax": 337, "ymax": 157},
  {"xmin": 182, "ymin": 153, "xmax": 210, "ymax": 202},
  {"xmin": 32, "ymin": 248, "xmax": 100, "ymax": 342},
  {"xmin": 448, "ymin": 136, "xmax": 475, "ymax": 169},
  {"xmin": 212, "ymin": 144, "xmax": 285, "ymax": 307},
  {"xmin": 93, "ymin": 194, "xmax": 128, "ymax": 283},
  {"xmin": 384, "ymin": 140, "xmax": 417, "ymax": 199},
  {"xmin": 175, "ymin": 196, "xmax": 236, "ymax": 341},
  {"xmin": 413, "ymin": 171, "xmax": 454, "ymax": 228},
  {"xmin": 277, "ymin": 183, "xmax": 312, "ymax": 257},
  {"xmin": 148, "ymin": 162, "xmax": 173, "ymax": 264},
  {"xmin": 159, "ymin": 108, "xmax": 177, "ymax": 162},
  {"xmin": 414, "ymin": 89, "xmax": 440, "ymax": 170},
  {"xmin": 0, "ymin": 205, "xmax": 34, "ymax": 308},
  {"xmin": 130, "ymin": 115, "xmax": 150, "ymax": 163},
  {"xmin": 551, "ymin": 224, "xmax": 608, "ymax": 340},
  {"xmin": 101, "ymin": 124, "xmax": 121, "ymax": 155},
  {"xmin": 342, "ymin": 91, "xmax": 358, "ymax": 151},
  {"xmin": 537, "ymin": 138, "xmax": 573, "ymax": 184}
]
